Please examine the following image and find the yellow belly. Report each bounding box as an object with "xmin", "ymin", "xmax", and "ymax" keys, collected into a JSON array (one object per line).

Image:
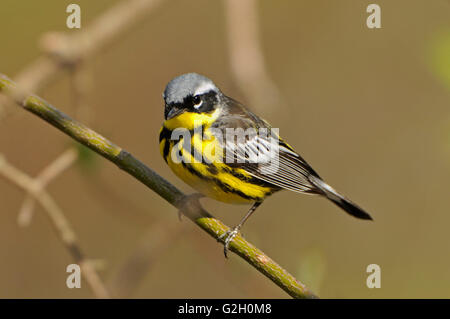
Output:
[
  {"xmin": 168, "ymin": 159, "xmax": 254, "ymax": 204},
  {"xmin": 160, "ymin": 131, "xmax": 274, "ymax": 204}
]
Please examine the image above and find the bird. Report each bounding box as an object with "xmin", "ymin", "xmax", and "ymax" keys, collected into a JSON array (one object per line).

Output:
[{"xmin": 159, "ymin": 73, "xmax": 372, "ymax": 257}]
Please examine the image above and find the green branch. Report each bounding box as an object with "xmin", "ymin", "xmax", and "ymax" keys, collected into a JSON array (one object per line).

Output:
[{"xmin": 0, "ymin": 74, "xmax": 317, "ymax": 299}]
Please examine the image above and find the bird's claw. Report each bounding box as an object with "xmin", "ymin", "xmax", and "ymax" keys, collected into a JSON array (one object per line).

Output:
[{"xmin": 218, "ymin": 226, "xmax": 241, "ymax": 258}]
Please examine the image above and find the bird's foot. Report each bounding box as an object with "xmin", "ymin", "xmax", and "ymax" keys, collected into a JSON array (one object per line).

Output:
[{"xmin": 218, "ymin": 226, "xmax": 241, "ymax": 258}]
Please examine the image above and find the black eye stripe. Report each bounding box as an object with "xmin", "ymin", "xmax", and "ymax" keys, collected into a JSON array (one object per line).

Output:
[
  {"xmin": 165, "ymin": 90, "xmax": 218, "ymax": 119},
  {"xmin": 172, "ymin": 91, "xmax": 218, "ymax": 113}
]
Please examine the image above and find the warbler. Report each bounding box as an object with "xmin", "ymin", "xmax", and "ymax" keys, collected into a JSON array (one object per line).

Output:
[{"xmin": 160, "ymin": 73, "xmax": 372, "ymax": 257}]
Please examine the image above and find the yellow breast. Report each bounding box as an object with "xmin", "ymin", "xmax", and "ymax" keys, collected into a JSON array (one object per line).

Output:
[{"xmin": 159, "ymin": 120, "xmax": 275, "ymax": 204}]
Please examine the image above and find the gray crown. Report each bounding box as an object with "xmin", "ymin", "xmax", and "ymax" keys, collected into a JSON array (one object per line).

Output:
[{"xmin": 163, "ymin": 73, "xmax": 219, "ymax": 104}]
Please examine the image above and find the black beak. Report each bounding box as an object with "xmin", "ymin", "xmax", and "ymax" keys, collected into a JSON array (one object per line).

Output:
[{"xmin": 165, "ymin": 105, "xmax": 184, "ymax": 120}]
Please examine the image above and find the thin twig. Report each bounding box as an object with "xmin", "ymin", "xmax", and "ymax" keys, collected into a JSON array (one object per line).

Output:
[
  {"xmin": 0, "ymin": 154, "xmax": 110, "ymax": 298},
  {"xmin": 0, "ymin": 75, "xmax": 318, "ymax": 299},
  {"xmin": 0, "ymin": 0, "xmax": 168, "ymax": 299},
  {"xmin": 16, "ymin": 0, "xmax": 166, "ymax": 93},
  {"xmin": 17, "ymin": 148, "xmax": 79, "ymax": 227},
  {"xmin": 40, "ymin": 0, "xmax": 165, "ymax": 64},
  {"xmin": 0, "ymin": 0, "xmax": 165, "ymax": 121},
  {"xmin": 224, "ymin": 0, "xmax": 283, "ymax": 115}
]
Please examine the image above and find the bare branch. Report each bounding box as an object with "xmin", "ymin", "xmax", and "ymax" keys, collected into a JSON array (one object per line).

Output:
[
  {"xmin": 18, "ymin": 148, "xmax": 78, "ymax": 227},
  {"xmin": 16, "ymin": 0, "xmax": 166, "ymax": 93},
  {"xmin": 0, "ymin": 0, "xmax": 171, "ymax": 299},
  {"xmin": 0, "ymin": 75, "xmax": 317, "ymax": 299},
  {"xmin": 0, "ymin": 154, "xmax": 110, "ymax": 298},
  {"xmin": 1, "ymin": 0, "xmax": 165, "ymax": 121},
  {"xmin": 224, "ymin": 0, "xmax": 283, "ymax": 115}
]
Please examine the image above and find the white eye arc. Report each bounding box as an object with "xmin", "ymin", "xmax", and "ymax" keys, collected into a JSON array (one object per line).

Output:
[{"xmin": 193, "ymin": 96, "xmax": 203, "ymax": 109}]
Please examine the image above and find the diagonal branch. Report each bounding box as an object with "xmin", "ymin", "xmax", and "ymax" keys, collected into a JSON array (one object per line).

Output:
[
  {"xmin": 0, "ymin": 155, "xmax": 110, "ymax": 298},
  {"xmin": 17, "ymin": 148, "xmax": 79, "ymax": 227},
  {"xmin": 0, "ymin": 74, "xmax": 317, "ymax": 299},
  {"xmin": 15, "ymin": 0, "xmax": 166, "ymax": 93}
]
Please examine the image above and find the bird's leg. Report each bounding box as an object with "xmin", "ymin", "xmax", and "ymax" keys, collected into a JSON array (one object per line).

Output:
[
  {"xmin": 177, "ymin": 193, "xmax": 205, "ymax": 221},
  {"xmin": 218, "ymin": 201, "xmax": 262, "ymax": 258}
]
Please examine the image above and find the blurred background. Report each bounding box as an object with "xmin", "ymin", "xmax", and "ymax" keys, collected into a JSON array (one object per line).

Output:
[{"xmin": 0, "ymin": 0, "xmax": 449, "ymax": 298}]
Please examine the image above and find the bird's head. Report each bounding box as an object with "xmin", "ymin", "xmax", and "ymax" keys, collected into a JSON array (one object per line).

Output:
[{"xmin": 163, "ymin": 73, "xmax": 222, "ymax": 129}]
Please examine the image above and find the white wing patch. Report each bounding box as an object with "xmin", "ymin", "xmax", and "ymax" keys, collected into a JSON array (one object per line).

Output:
[{"xmin": 220, "ymin": 132, "xmax": 316, "ymax": 193}]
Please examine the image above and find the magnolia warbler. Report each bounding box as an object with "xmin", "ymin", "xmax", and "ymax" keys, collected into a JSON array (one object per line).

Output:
[{"xmin": 160, "ymin": 73, "xmax": 372, "ymax": 257}]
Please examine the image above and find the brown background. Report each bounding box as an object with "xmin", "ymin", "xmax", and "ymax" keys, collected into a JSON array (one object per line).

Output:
[{"xmin": 0, "ymin": 0, "xmax": 449, "ymax": 298}]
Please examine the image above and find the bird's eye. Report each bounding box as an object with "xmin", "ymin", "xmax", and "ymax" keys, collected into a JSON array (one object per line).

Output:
[{"xmin": 192, "ymin": 95, "xmax": 203, "ymax": 109}]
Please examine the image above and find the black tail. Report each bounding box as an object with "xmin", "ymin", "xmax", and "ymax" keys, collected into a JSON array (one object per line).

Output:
[{"xmin": 308, "ymin": 175, "xmax": 373, "ymax": 220}]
